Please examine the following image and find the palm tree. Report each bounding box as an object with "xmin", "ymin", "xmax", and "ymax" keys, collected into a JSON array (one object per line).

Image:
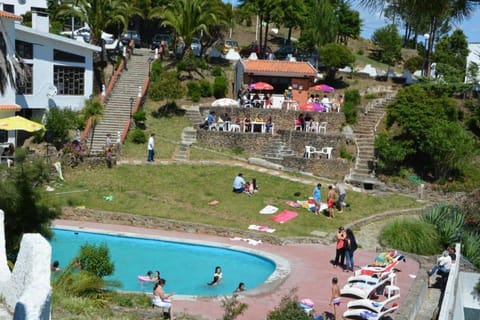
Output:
[{"xmin": 150, "ymin": 0, "xmax": 225, "ymax": 58}]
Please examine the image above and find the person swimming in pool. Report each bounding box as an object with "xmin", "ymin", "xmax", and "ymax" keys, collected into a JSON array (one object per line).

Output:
[
  {"xmin": 234, "ymin": 282, "xmax": 246, "ymax": 292},
  {"xmin": 207, "ymin": 266, "xmax": 223, "ymax": 286},
  {"xmin": 329, "ymin": 277, "xmax": 341, "ymax": 320}
]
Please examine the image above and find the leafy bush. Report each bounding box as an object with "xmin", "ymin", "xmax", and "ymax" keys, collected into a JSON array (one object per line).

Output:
[
  {"xmin": 380, "ymin": 217, "xmax": 441, "ymax": 255},
  {"xmin": 213, "ymin": 76, "xmax": 228, "ymax": 99},
  {"xmin": 130, "ymin": 128, "xmax": 146, "ymax": 144},
  {"xmin": 420, "ymin": 203, "xmax": 465, "ymax": 246},
  {"xmin": 343, "ymin": 89, "xmax": 360, "ymax": 124},
  {"xmin": 77, "ymin": 243, "xmax": 114, "ymax": 278},
  {"xmin": 133, "ymin": 110, "xmax": 146, "ymax": 124},
  {"xmin": 221, "ymin": 294, "xmax": 248, "ymax": 320},
  {"xmin": 404, "ymin": 56, "xmax": 423, "ymax": 72},
  {"xmin": 199, "ymin": 79, "xmax": 212, "ymax": 97},
  {"xmin": 176, "ymin": 54, "xmax": 208, "ymax": 77},
  {"xmin": 357, "ymin": 49, "xmax": 364, "ymax": 56},
  {"xmin": 148, "ymin": 71, "xmax": 185, "ymax": 102},
  {"xmin": 340, "ymin": 146, "xmax": 354, "ymax": 161},
  {"xmin": 187, "ymin": 81, "xmax": 201, "ymax": 102},
  {"xmin": 462, "ymin": 231, "xmax": 480, "ymax": 268},
  {"xmin": 267, "ymin": 289, "xmax": 313, "ymax": 320},
  {"xmin": 150, "ymin": 60, "xmax": 163, "ymax": 82},
  {"xmin": 45, "ymin": 107, "xmax": 83, "ymax": 149},
  {"xmin": 374, "ymin": 133, "xmax": 407, "ymax": 175},
  {"xmin": 211, "ymin": 66, "xmax": 224, "ymax": 77}
]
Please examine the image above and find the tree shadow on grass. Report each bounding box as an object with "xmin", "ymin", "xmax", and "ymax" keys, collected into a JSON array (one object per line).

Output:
[{"xmin": 151, "ymin": 102, "xmax": 185, "ymax": 118}]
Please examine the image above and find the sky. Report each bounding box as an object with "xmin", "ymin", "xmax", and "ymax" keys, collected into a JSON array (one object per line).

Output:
[{"xmin": 353, "ymin": 3, "xmax": 480, "ymax": 43}]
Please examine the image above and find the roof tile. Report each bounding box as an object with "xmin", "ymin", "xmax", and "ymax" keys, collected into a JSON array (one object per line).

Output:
[
  {"xmin": 242, "ymin": 60, "xmax": 317, "ymax": 77},
  {"xmin": 0, "ymin": 10, "xmax": 22, "ymax": 21},
  {"xmin": 0, "ymin": 104, "xmax": 21, "ymax": 111}
]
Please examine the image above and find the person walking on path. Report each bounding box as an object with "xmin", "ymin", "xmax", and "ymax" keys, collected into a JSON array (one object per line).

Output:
[
  {"xmin": 147, "ymin": 133, "xmax": 155, "ymax": 162},
  {"xmin": 329, "ymin": 277, "xmax": 341, "ymax": 320},
  {"xmin": 122, "ymin": 45, "xmax": 128, "ymax": 71},
  {"xmin": 312, "ymin": 183, "xmax": 322, "ymax": 215},
  {"xmin": 327, "ymin": 185, "xmax": 337, "ymax": 218},
  {"xmin": 344, "ymin": 228, "xmax": 357, "ymax": 272},
  {"xmin": 334, "ymin": 226, "xmax": 346, "ymax": 269},
  {"xmin": 335, "ymin": 181, "xmax": 346, "ymax": 212}
]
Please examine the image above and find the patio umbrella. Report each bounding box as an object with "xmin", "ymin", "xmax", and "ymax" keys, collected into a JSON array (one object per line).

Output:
[
  {"xmin": 299, "ymin": 102, "xmax": 316, "ymax": 111},
  {"xmin": 211, "ymin": 98, "xmax": 239, "ymax": 107},
  {"xmin": 249, "ymin": 82, "xmax": 274, "ymax": 91},
  {"xmin": 309, "ymin": 84, "xmax": 336, "ymax": 92},
  {"xmin": 0, "ymin": 116, "xmax": 45, "ymax": 132}
]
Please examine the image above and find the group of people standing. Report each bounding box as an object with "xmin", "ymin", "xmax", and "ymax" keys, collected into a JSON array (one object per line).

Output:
[
  {"xmin": 312, "ymin": 182, "xmax": 347, "ymax": 218},
  {"xmin": 334, "ymin": 226, "xmax": 357, "ymax": 272}
]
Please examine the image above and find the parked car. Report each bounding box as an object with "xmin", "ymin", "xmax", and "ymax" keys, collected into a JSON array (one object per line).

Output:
[
  {"xmin": 60, "ymin": 27, "xmax": 114, "ymax": 44},
  {"xmin": 190, "ymin": 38, "xmax": 202, "ymax": 57},
  {"xmin": 122, "ymin": 30, "xmax": 142, "ymax": 48},
  {"xmin": 151, "ymin": 33, "xmax": 172, "ymax": 51},
  {"xmin": 239, "ymin": 43, "xmax": 272, "ymax": 58},
  {"xmin": 274, "ymin": 44, "xmax": 310, "ymax": 61}
]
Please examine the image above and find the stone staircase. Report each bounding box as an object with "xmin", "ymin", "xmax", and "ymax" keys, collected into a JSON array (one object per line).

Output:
[
  {"xmin": 183, "ymin": 106, "xmax": 204, "ymax": 128},
  {"xmin": 174, "ymin": 127, "xmax": 197, "ymax": 161},
  {"xmin": 88, "ymin": 48, "xmax": 151, "ymax": 155},
  {"xmin": 345, "ymin": 93, "xmax": 396, "ymax": 189},
  {"xmin": 261, "ymin": 137, "xmax": 296, "ymax": 160}
]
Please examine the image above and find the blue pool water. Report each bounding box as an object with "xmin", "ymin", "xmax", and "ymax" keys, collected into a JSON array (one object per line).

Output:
[{"xmin": 50, "ymin": 229, "xmax": 275, "ymax": 295}]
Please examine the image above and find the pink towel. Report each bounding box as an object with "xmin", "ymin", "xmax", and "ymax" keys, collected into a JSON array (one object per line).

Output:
[
  {"xmin": 286, "ymin": 200, "xmax": 301, "ymax": 208},
  {"xmin": 270, "ymin": 210, "xmax": 298, "ymax": 223}
]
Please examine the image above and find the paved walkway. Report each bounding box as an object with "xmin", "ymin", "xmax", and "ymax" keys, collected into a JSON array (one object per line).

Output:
[{"xmin": 54, "ymin": 220, "xmax": 419, "ymax": 320}]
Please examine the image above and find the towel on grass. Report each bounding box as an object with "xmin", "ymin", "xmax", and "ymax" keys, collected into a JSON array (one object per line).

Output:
[
  {"xmin": 270, "ymin": 210, "xmax": 298, "ymax": 223},
  {"xmin": 208, "ymin": 200, "xmax": 219, "ymax": 205},
  {"xmin": 259, "ymin": 205, "xmax": 279, "ymax": 214},
  {"xmin": 248, "ymin": 224, "xmax": 276, "ymax": 233},
  {"xmin": 286, "ymin": 200, "xmax": 301, "ymax": 208}
]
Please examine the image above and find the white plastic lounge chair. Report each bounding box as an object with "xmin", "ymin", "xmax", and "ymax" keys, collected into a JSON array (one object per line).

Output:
[
  {"xmin": 347, "ymin": 270, "xmax": 394, "ymax": 285},
  {"xmin": 340, "ymin": 273, "xmax": 390, "ymax": 299},
  {"xmin": 347, "ymin": 293, "xmax": 400, "ymax": 313},
  {"xmin": 343, "ymin": 303, "xmax": 399, "ymax": 320},
  {"xmin": 354, "ymin": 254, "xmax": 405, "ymax": 278}
]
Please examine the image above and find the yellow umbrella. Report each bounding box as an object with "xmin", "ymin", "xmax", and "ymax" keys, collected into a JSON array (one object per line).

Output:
[{"xmin": 0, "ymin": 116, "xmax": 45, "ymax": 132}]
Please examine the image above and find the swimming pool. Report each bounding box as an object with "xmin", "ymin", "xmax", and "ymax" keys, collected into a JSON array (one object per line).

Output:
[{"xmin": 50, "ymin": 228, "xmax": 277, "ymax": 296}]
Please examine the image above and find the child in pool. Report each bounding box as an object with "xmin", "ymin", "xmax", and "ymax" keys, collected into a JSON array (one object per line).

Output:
[{"xmin": 207, "ymin": 266, "xmax": 222, "ymax": 286}]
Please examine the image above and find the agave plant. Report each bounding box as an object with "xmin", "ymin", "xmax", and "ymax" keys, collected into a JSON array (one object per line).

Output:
[
  {"xmin": 420, "ymin": 203, "xmax": 465, "ymax": 246},
  {"xmin": 461, "ymin": 231, "xmax": 480, "ymax": 269}
]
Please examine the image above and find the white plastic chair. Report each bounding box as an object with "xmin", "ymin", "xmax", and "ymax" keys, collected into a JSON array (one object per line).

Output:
[
  {"xmin": 319, "ymin": 147, "xmax": 333, "ymax": 159},
  {"xmin": 385, "ymin": 273, "xmax": 400, "ymax": 298},
  {"xmin": 304, "ymin": 146, "xmax": 315, "ymax": 158},
  {"xmin": 318, "ymin": 122, "xmax": 327, "ymax": 134},
  {"xmin": 229, "ymin": 124, "xmax": 241, "ymax": 132}
]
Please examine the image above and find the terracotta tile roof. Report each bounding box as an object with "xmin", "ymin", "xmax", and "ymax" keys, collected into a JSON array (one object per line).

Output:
[
  {"xmin": 0, "ymin": 104, "xmax": 21, "ymax": 111},
  {"xmin": 0, "ymin": 11, "xmax": 22, "ymax": 21},
  {"xmin": 242, "ymin": 60, "xmax": 317, "ymax": 77}
]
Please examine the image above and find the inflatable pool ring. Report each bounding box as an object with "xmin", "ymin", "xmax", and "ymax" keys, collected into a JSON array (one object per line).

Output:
[{"xmin": 137, "ymin": 275, "xmax": 152, "ymax": 282}]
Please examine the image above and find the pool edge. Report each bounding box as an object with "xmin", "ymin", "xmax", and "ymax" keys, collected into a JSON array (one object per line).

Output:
[{"xmin": 52, "ymin": 223, "xmax": 291, "ymax": 301}]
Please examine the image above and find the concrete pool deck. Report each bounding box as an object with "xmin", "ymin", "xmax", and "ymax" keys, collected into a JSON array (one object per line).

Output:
[{"xmin": 53, "ymin": 219, "xmax": 420, "ymax": 320}]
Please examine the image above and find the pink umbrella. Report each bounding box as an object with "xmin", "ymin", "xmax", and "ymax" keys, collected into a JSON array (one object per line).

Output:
[
  {"xmin": 309, "ymin": 84, "xmax": 335, "ymax": 92},
  {"xmin": 249, "ymin": 82, "xmax": 274, "ymax": 91}
]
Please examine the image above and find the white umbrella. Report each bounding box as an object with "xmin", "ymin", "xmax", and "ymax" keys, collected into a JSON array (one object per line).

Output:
[{"xmin": 211, "ymin": 98, "xmax": 239, "ymax": 107}]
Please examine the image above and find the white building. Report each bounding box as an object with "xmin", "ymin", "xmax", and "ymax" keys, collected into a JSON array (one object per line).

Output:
[
  {"xmin": 1, "ymin": 0, "xmax": 47, "ymax": 16},
  {"xmin": 465, "ymin": 43, "xmax": 480, "ymax": 83},
  {"xmin": 0, "ymin": 9, "xmax": 101, "ymax": 147}
]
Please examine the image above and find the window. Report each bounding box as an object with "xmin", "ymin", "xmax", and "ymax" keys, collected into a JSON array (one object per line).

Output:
[
  {"xmin": 54, "ymin": 66, "xmax": 85, "ymax": 95},
  {"xmin": 16, "ymin": 40, "xmax": 33, "ymax": 59},
  {"xmin": 3, "ymin": 4, "xmax": 14, "ymax": 14},
  {"xmin": 0, "ymin": 130, "xmax": 7, "ymax": 143},
  {"xmin": 17, "ymin": 63, "xmax": 33, "ymax": 94},
  {"xmin": 53, "ymin": 49, "xmax": 85, "ymax": 63}
]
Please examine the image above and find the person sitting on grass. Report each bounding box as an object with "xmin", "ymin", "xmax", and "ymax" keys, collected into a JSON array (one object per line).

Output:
[{"xmin": 232, "ymin": 173, "xmax": 246, "ymax": 193}]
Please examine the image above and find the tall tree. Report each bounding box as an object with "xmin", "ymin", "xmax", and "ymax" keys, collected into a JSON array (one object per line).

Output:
[
  {"xmin": 271, "ymin": 0, "xmax": 306, "ymax": 45},
  {"xmin": 150, "ymin": 0, "xmax": 225, "ymax": 58},
  {"xmin": 371, "ymin": 24, "xmax": 403, "ymax": 66},
  {"xmin": 433, "ymin": 29, "xmax": 469, "ymax": 81},
  {"xmin": 334, "ymin": 0, "xmax": 362, "ymax": 45},
  {"xmin": 300, "ymin": 0, "xmax": 337, "ymax": 50}
]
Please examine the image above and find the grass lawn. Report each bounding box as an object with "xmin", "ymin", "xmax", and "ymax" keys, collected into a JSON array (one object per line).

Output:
[{"xmin": 51, "ymin": 164, "xmax": 422, "ymax": 237}]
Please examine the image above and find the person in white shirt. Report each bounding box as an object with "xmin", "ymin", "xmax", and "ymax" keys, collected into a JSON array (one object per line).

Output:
[
  {"xmin": 427, "ymin": 250, "xmax": 452, "ymax": 277},
  {"xmin": 321, "ymin": 95, "xmax": 331, "ymax": 109},
  {"xmin": 147, "ymin": 133, "xmax": 155, "ymax": 162},
  {"xmin": 232, "ymin": 173, "xmax": 246, "ymax": 193}
]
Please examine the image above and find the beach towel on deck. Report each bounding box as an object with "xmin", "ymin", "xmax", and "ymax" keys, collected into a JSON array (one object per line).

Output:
[
  {"xmin": 248, "ymin": 224, "xmax": 276, "ymax": 233},
  {"xmin": 270, "ymin": 210, "xmax": 298, "ymax": 223},
  {"xmin": 259, "ymin": 205, "xmax": 279, "ymax": 214}
]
